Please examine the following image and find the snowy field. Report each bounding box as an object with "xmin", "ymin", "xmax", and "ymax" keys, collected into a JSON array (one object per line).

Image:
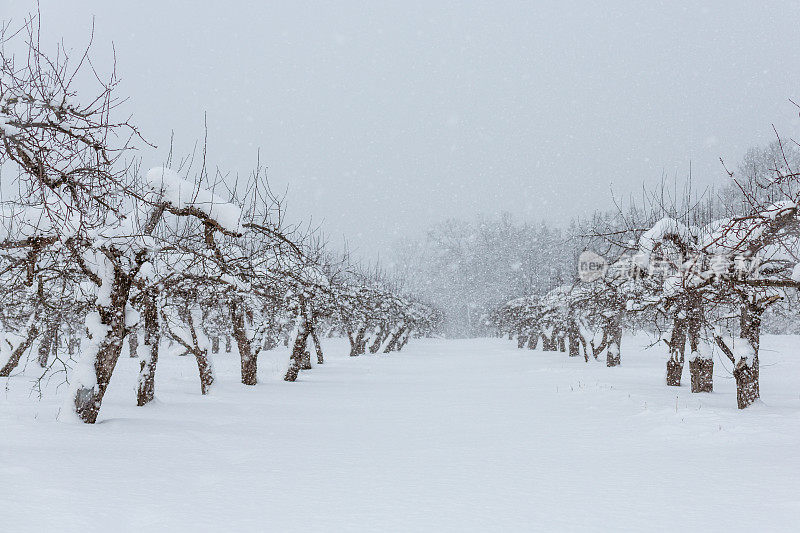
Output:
[{"xmin": 3, "ymin": 335, "xmax": 800, "ymax": 532}]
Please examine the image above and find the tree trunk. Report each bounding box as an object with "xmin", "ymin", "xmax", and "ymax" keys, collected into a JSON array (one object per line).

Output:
[
  {"xmin": 541, "ymin": 331, "xmax": 553, "ymax": 351},
  {"xmin": 397, "ymin": 329, "xmax": 411, "ymax": 351},
  {"xmin": 383, "ymin": 325, "xmax": 405, "ymax": 353},
  {"xmin": 568, "ymin": 328, "xmax": 580, "ymax": 357},
  {"xmin": 579, "ymin": 334, "xmax": 590, "ymax": 362},
  {"xmin": 686, "ymin": 292, "xmax": 711, "ymax": 392},
  {"xmin": 557, "ymin": 335, "xmax": 566, "ymax": 353},
  {"xmin": 368, "ymin": 326, "xmax": 385, "ymax": 354},
  {"xmin": 350, "ymin": 326, "xmax": 367, "ymax": 356},
  {"xmin": 37, "ymin": 315, "xmax": 57, "ymax": 367},
  {"xmin": 734, "ymin": 301, "xmax": 762, "ymax": 409},
  {"xmin": 310, "ymin": 324, "xmax": 324, "ymax": 364},
  {"xmin": 285, "ymin": 320, "xmax": 309, "ymax": 382},
  {"xmin": 545, "ymin": 334, "xmax": 557, "ymax": 351},
  {"xmin": 300, "ymin": 345, "xmax": 312, "ymax": 370},
  {"xmin": 666, "ymin": 316, "xmax": 686, "ymax": 386},
  {"xmin": 73, "ymin": 337, "xmax": 125, "ymax": 423},
  {"xmin": 689, "ymin": 356, "xmax": 713, "ymax": 393},
  {"xmin": 137, "ymin": 290, "xmax": 159, "ymax": 406},
  {"xmin": 128, "ymin": 326, "xmax": 139, "ymax": 358},
  {"xmin": 230, "ymin": 299, "xmax": 256, "ymax": 386},
  {"xmin": 517, "ymin": 334, "xmax": 527, "ymax": 349},
  {"xmin": 225, "ymin": 335, "xmax": 232, "ymax": 353},
  {"xmin": 194, "ymin": 348, "xmax": 214, "ymax": 395},
  {"xmin": 211, "ymin": 336, "xmax": 220, "ymax": 354},
  {"xmin": 527, "ymin": 332, "xmax": 539, "ymax": 350},
  {"xmin": 733, "ymin": 358, "xmax": 759, "ymax": 409},
  {"xmin": 605, "ymin": 315, "xmax": 622, "ymax": 367},
  {"xmin": 72, "ymin": 270, "xmax": 134, "ymax": 424}
]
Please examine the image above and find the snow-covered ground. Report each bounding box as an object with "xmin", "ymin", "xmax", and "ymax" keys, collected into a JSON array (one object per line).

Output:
[{"xmin": 2, "ymin": 335, "xmax": 800, "ymax": 532}]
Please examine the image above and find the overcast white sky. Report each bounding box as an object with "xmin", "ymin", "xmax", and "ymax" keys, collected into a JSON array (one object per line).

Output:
[{"xmin": 6, "ymin": 1, "xmax": 800, "ymax": 259}]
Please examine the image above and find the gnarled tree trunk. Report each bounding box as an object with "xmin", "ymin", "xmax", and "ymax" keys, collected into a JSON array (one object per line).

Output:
[
  {"xmin": 689, "ymin": 357, "xmax": 713, "ymax": 393},
  {"xmin": 128, "ymin": 326, "xmax": 139, "ymax": 358},
  {"xmin": 194, "ymin": 349, "xmax": 214, "ymax": 395},
  {"xmin": 517, "ymin": 334, "xmax": 527, "ymax": 349},
  {"xmin": 230, "ymin": 299, "xmax": 257, "ymax": 386},
  {"xmin": 285, "ymin": 319, "xmax": 310, "ymax": 382},
  {"xmin": 714, "ymin": 298, "xmax": 770, "ymax": 409},
  {"xmin": 383, "ymin": 324, "xmax": 405, "ymax": 353},
  {"xmin": 605, "ymin": 314, "xmax": 622, "ymax": 367},
  {"xmin": 527, "ymin": 331, "xmax": 539, "ymax": 350},
  {"xmin": 37, "ymin": 315, "xmax": 58, "ymax": 367},
  {"xmin": 72, "ymin": 270, "xmax": 135, "ymax": 424},
  {"xmin": 397, "ymin": 329, "xmax": 412, "ymax": 351},
  {"xmin": 568, "ymin": 325, "xmax": 581, "ymax": 357},
  {"xmin": 734, "ymin": 301, "xmax": 761, "ymax": 408},
  {"xmin": 686, "ymin": 292, "xmax": 712, "ymax": 393},
  {"xmin": 666, "ymin": 316, "xmax": 686, "ymax": 387},
  {"xmin": 368, "ymin": 325, "xmax": 386, "ymax": 354},
  {"xmin": 137, "ymin": 290, "xmax": 159, "ymax": 406},
  {"xmin": 310, "ymin": 323, "xmax": 324, "ymax": 364},
  {"xmin": 349, "ymin": 325, "xmax": 367, "ymax": 356}
]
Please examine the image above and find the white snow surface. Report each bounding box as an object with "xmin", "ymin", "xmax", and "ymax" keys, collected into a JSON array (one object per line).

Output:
[{"xmin": 3, "ymin": 335, "xmax": 800, "ymax": 532}]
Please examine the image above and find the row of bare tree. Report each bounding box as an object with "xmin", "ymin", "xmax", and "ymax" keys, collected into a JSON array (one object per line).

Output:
[
  {"xmin": 0, "ymin": 15, "xmax": 441, "ymax": 423},
  {"xmin": 492, "ymin": 139, "xmax": 800, "ymax": 409}
]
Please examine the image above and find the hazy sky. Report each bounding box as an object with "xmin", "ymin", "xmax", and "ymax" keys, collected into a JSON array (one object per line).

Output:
[{"xmin": 7, "ymin": 1, "xmax": 800, "ymax": 259}]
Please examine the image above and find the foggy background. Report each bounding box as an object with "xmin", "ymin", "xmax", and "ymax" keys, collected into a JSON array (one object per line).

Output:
[{"xmin": 6, "ymin": 0, "xmax": 800, "ymax": 261}]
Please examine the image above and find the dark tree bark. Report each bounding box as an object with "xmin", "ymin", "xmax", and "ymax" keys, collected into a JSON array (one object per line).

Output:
[
  {"xmin": 666, "ymin": 316, "xmax": 686, "ymax": 386},
  {"xmin": 284, "ymin": 320, "xmax": 310, "ymax": 382},
  {"xmin": 350, "ymin": 326, "xmax": 367, "ymax": 356},
  {"xmin": 579, "ymin": 333, "xmax": 591, "ymax": 362},
  {"xmin": 714, "ymin": 297, "xmax": 771, "ymax": 409},
  {"xmin": 383, "ymin": 326, "xmax": 405, "ymax": 353},
  {"xmin": 194, "ymin": 349, "xmax": 214, "ymax": 395},
  {"xmin": 686, "ymin": 292, "xmax": 712, "ymax": 393},
  {"xmin": 542, "ymin": 330, "xmax": 559, "ymax": 352},
  {"xmin": 689, "ymin": 358, "xmax": 713, "ymax": 393},
  {"xmin": 605, "ymin": 314, "xmax": 622, "ymax": 367},
  {"xmin": 540, "ymin": 332, "xmax": 552, "ymax": 351},
  {"xmin": 211, "ymin": 336, "xmax": 220, "ymax": 354},
  {"xmin": 347, "ymin": 329, "xmax": 357, "ymax": 355},
  {"xmin": 310, "ymin": 323, "xmax": 324, "ymax": 364},
  {"xmin": 230, "ymin": 299, "xmax": 256, "ymax": 386},
  {"xmin": 137, "ymin": 290, "xmax": 159, "ymax": 406},
  {"xmin": 568, "ymin": 327, "xmax": 580, "ymax": 357},
  {"xmin": 128, "ymin": 326, "xmax": 139, "ymax": 358},
  {"xmin": 527, "ymin": 331, "xmax": 539, "ymax": 350},
  {"xmin": 368, "ymin": 326, "xmax": 386, "ymax": 354},
  {"xmin": 300, "ymin": 348, "xmax": 312, "ymax": 370},
  {"xmin": 73, "ymin": 266, "xmax": 139, "ymax": 424},
  {"xmin": 37, "ymin": 315, "xmax": 58, "ymax": 367},
  {"xmin": 517, "ymin": 334, "xmax": 528, "ymax": 349},
  {"xmin": 397, "ymin": 329, "xmax": 411, "ymax": 351},
  {"xmin": 734, "ymin": 300, "xmax": 762, "ymax": 408}
]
